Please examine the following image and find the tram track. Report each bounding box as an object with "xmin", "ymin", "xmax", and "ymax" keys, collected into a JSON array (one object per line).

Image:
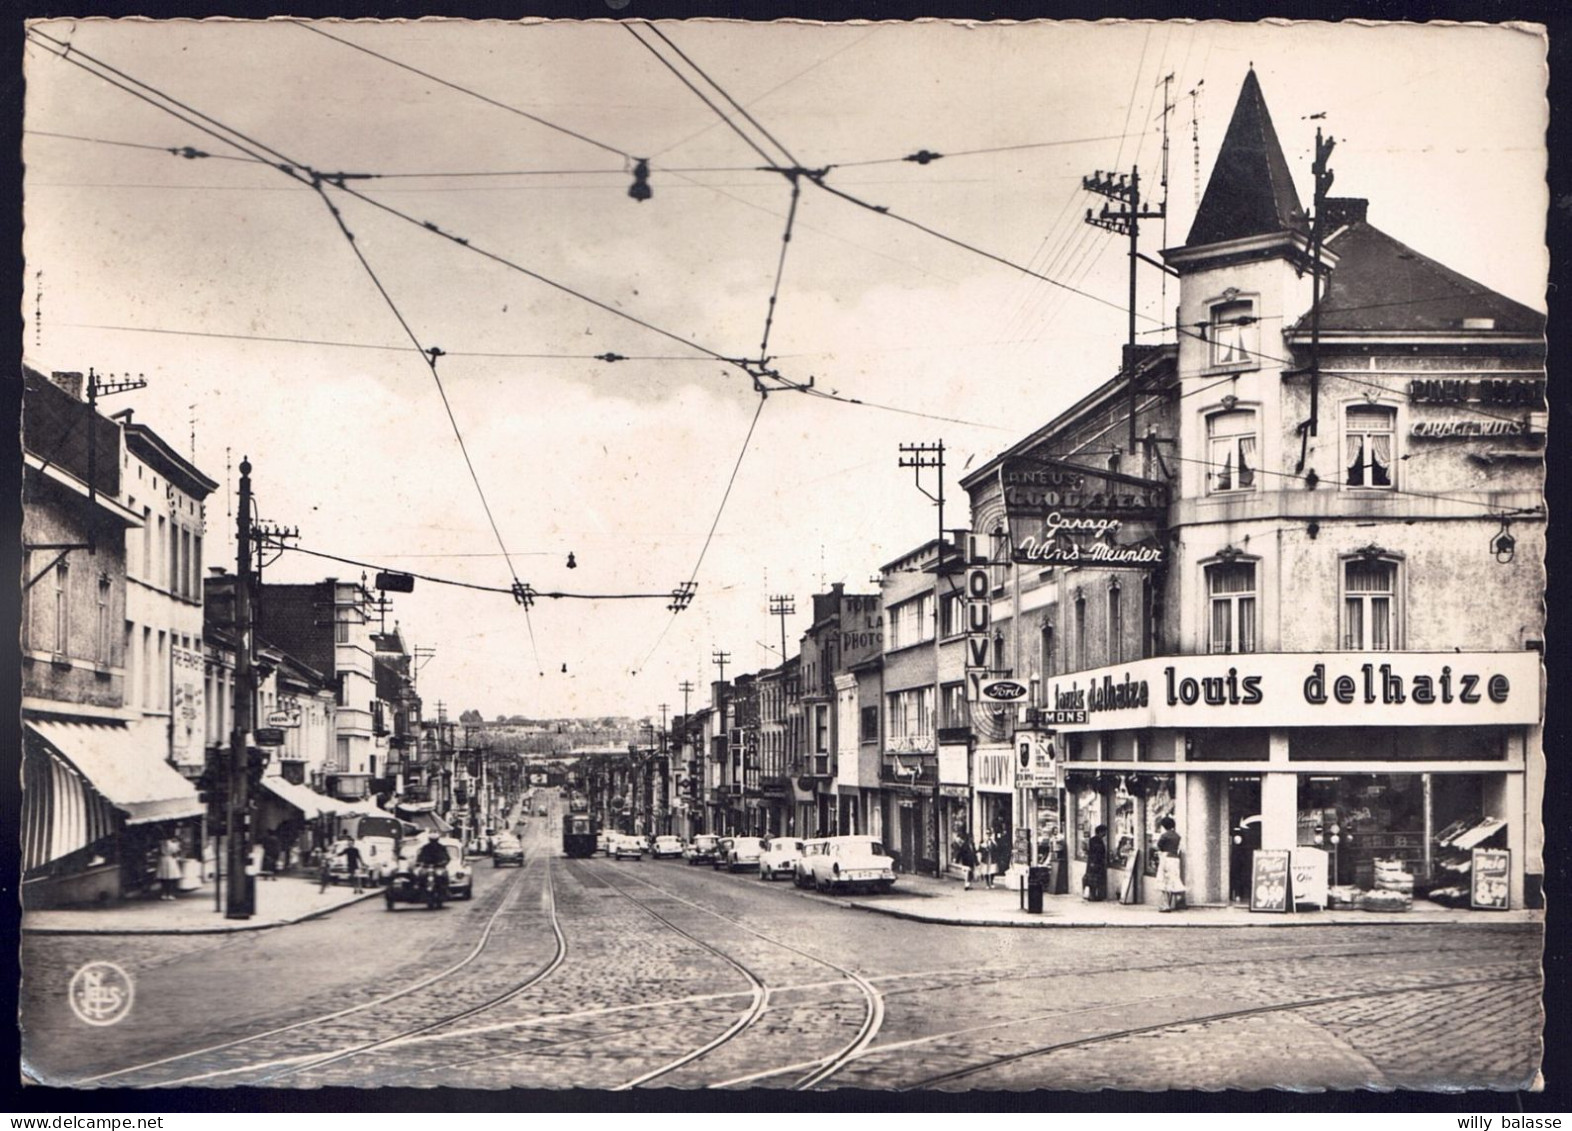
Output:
[
  {"xmin": 82, "ymin": 851, "xmax": 564, "ymax": 1089},
  {"xmin": 896, "ymin": 971, "xmax": 1542, "ymax": 1090},
  {"xmin": 592, "ymin": 862, "xmax": 884, "ymax": 1090}
]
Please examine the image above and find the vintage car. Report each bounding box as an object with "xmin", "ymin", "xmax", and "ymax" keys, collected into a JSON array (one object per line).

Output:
[
  {"xmin": 651, "ymin": 835, "xmax": 684, "ymax": 859},
  {"xmin": 609, "ymin": 833, "xmax": 644, "ymax": 861},
  {"xmin": 491, "ymin": 834, "xmax": 525, "ymax": 868},
  {"xmin": 684, "ymin": 834, "xmax": 722, "ymax": 865},
  {"xmin": 800, "ymin": 835, "xmax": 896, "ymax": 894},
  {"xmin": 724, "ymin": 836, "xmax": 767, "ymax": 873},
  {"xmin": 792, "ymin": 838, "xmax": 830, "ymax": 887},
  {"xmin": 710, "ymin": 837, "xmax": 737, "ymax": 871},
  {"xmin": 757, "ymin": 837, "xmax": 805, "ymax": 881}
]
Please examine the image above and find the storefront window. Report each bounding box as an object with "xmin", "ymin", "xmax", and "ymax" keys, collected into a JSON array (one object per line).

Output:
[
  {"xmin": 1108, "ymin": 784, "xmax": 1137, "ymax": 870},
  {"xmin": 1074, "ymin": 785, "xmax": 1100, "ymax": 861},
  {"xmin": 1144, "ymin": 777, "xmax": 1175, "ymax": 878}
]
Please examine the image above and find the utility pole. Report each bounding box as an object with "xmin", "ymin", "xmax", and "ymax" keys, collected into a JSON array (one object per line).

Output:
[
  {"xmin": 1082, "ymin": 167, "xmax": 1168, "ymax": 454},
  {"xmin": 678, "ymin": 680, "xmax": 695, "ymax": 722},
  {"xmin": 898, "ymin": 441, "xmax": 947, "ymax": 876},
  {"xmin": 711, "ymin": 649, "xmax": 731, "ymax": 686},
  {"xmin": 226, "ymin": 456, "xmax": 256, "ymax": 919},
  {"xmin": 1306, "ymin": 126, "xmax": 1336, "ymax": 441},
  {"xmin": 768, "ymin": 595, "xmax": 795, "ymax": 671}
]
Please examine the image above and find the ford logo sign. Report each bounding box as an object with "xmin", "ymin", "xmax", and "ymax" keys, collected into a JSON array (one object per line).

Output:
[{"xmin": 980, "ymin": 679, "xmax": 1028, "ymax": 702}]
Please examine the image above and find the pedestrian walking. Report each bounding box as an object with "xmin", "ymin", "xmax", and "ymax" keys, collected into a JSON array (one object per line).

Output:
[
  {"xmin": 979, "ymin": 831, "xmax": 996, "ymax": 889},
  {"xmin": 992, "ymin": 825, "xmax": 1011, "ymax": 886},
  {"xmin": 156, "ymin": 835, "xmax": 182, "ymax": 901},
  {"xmin": 1083, "ymin": 825, "xmax": 1109, "ymax": 902},
  {"xmin": 260, "ymin": 830, "xmax": 280, "ymax": 881},
  {"xmin": 1156, "ymin": 817, "xmax": 1186, "ymax": 912},
  {"xmin": 341, "ymin": 836, "xmax": 365, "ymax": 895},
  {"xmin": 954, "ymin": 830, "xmax": 978, "ymax": 890}
]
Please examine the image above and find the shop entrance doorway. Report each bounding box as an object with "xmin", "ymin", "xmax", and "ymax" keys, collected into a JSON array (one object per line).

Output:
[
  {"xmin": 1227, "ymin": 776, "xmax": 1262, "ymax": 903},
  {"xmin": 897, "ymin": 802, "xmax": 918, "ymax": 874}
]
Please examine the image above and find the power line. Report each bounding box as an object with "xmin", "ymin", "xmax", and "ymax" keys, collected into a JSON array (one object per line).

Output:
[
  {"xmin": 622, "ymin": 23, "xmax": 780, "ymax": 168},
  {"xmin": 56, "ymin": 320, "xmax": 718, "ymax": 361},
  {"xmin": 634, "ymin": 393, "xmax": 768, "ymax": 676},
  {"xmin": 291, "ymin": 20, "xmax": 630, "ymax": 160},
  {"xmin": 24, "ymin": 127, "xmax": 266, "ymax": 162}
]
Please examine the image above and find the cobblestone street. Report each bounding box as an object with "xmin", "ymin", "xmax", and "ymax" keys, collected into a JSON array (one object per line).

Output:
[{"xmin": 21, "ymin": 818, "xmax": 1543, "ymax": 1093}]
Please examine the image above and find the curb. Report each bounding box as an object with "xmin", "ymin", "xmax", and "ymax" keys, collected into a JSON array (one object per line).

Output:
[
  {"xmin": 837, "ymin": 897, "xmax": 1544, "ymax": 929},
  {"xmin": 21, "ymin": 887, "xmax": 383, "ymax": 937}
]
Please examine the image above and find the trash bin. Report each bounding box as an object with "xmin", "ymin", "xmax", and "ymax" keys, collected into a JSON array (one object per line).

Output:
[{"xmin": 1026, "ymin": 865, "xmax": 1051, "ymax": 914}]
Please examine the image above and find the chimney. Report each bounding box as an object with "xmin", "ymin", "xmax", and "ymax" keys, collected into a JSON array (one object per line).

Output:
[
  {"xmin": 50, "ymin": 370, "xmax": 84, "ymax": 400},
  {"xmin": 1320, "ymin": 197, "xmax": 1368, "ymax": 228}
]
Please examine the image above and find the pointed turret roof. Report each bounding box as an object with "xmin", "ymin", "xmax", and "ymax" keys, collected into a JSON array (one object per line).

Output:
[{"xmin": 1185, "ymin": 70, "xmax": 1306, "ymax": 247}]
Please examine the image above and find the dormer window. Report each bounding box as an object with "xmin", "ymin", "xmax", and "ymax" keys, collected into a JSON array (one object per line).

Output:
[{"xmin": 1209, "ymin": 297, "xmax": 1259, "ymax": 371}]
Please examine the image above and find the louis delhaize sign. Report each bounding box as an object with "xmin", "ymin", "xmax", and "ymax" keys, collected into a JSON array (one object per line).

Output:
[{"xmin": 1043, "ymin": 652, "xmax": 1540, "ymax": 729}]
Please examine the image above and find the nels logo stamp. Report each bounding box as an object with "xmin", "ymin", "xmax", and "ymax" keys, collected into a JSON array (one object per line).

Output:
[{"xmin": 68, "ymin": 961, "xmax": 134, "ymax": 1027}]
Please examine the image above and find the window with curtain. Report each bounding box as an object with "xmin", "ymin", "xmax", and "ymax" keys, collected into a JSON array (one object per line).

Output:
[
  {"xmin": 1207, "ymin": 410, "xmax": 1258, "ymax": 493},
  {"xmin": 97, "ymin": 576, "xmax": 111, "ymax": 665},
  {"xmin": 1344, "ymin": 558, "xmax": 1397, "ymax": 650},
  {"xmin": 1345, "ymin": 404, "xmax": 1396, "ymax": 488},
  {"xmin": 1209, "ymin": 299, "xmax": 1258, "ymax": 369},
  {"xmin": 1207, "ymin": 561, "xmax": 1257, "ymax": 654}
]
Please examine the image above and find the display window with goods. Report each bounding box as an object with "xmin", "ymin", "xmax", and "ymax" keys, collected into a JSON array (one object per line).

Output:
[
  {"xmin": 1144, "ymin": 777, "xmax": 1176, "ymax": 879},
  {"xmin": 1108, "ymin": 786, "xmax": 1138, "ymax": 870},
  {"xmin": 1297, "ymin": 772, "xmax": 1506, "ymax": 911},
  {"xmin": 1074, "ymin": 786, "xmax": 1101, "ymax": 861}
]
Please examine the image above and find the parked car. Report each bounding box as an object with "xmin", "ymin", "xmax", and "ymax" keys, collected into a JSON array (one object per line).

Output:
[
  {"xmin": 711, "ymin": 837, "xmax": 737, "ymax": 870},
  {"xmin": 651, "ymin": 835, "xmax": 684, "ymax": 859},
  {"xmin": 598, "ymin": 830, "xmax": 617, "ymax": 856},
  {"xmin": 685, "ymin": 834, "xmax": 722, "ymax": 865},
  {"xmin": 725, "ymin": 836, "xmax": 766, "ymax": 872},
  {"xmin": 610, "ymin": 833, "xmax": 644, "ymax": 861},
  {"xmin": 793, "ymin": 838, "xmax": 830, "ymax": 887},
  {"xmin": 492, "ymin": 834, "xmax": 525, "ymax": 868},
  {"xmin": 758, "ymin": 837, "xmax": 805, "ymax": 880},
  {"xmin": 397, "ymin": 836, "xmax": 472, "ymax": 899},
  {"xmin": 801, "ymin": 835, "xmax": 896, "ymax": 894}
]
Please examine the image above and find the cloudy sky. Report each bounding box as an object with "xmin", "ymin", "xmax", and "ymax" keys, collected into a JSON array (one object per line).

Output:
[{"xmin": 21, "ymin": 18, "xmax": 1548, "ymax": 722}]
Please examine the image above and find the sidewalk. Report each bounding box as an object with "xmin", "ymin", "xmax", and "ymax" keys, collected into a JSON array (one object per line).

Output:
[
  {"xmin": 837, "ymin": 869, "xmax": 1542, "ymax": 928},
  {"xmin": 22, "ymin": 872, "xmax": 380, "ymax": 936}
]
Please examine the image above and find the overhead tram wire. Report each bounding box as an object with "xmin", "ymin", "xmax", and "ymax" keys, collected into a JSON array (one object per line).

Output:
[
  {"xmin": 622, "ymin": 24, "xmax": 783, "ymax": 169},
  {"xmin": 633, "ymin": 393, "xmax": 768, "ymax": 678},
  {"xmin": 24, "ymin": 128, "xmax": 269, "ymax": 163},
  {"xmin": 303, "ymin": 181, "xmax": 547, "ymax": 677},
  {"xmin": 30, "ymin": 31, "xmax": 1008, "ymax": 435},
  {"xmin": 273, "ymin": 543, "xmax": 688, "ymax": 600},
  {"xmin": 291, "ymin": 21, "xmax": 630, "ymax": 160}
]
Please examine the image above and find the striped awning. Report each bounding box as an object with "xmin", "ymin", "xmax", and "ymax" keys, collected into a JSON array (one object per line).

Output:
[
  {"xmin": 22, "ymin": 728, "xmax": 120, "ymax": 872},
  {"xmin": 26, "ymin": 718, "xmax": 203, "ymax": 828},
  {"xmin": 258, "ymin": 775, "xmax": 335, "ymax": 817}
]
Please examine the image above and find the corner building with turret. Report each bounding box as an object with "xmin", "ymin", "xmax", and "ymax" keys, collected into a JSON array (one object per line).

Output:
[{"xmin": 965, "ymin": 71, "xmax": 1545, "ymax": 911}]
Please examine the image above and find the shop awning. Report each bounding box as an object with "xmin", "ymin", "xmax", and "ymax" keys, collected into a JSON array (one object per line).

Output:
[
  {"xmin": 395, "ymin": 805, "xmax": 451, "ymax": 833},
  {"xmin": 258, "ymin": 776, "xmax": 335, "ymax": 817},
  {"xmin": 26, "ymin": 719, "xmax": 202, "ymax": 826},
  {"xmin": 22, "ymin": 729, "xmax": 119, "ymax": 872}
]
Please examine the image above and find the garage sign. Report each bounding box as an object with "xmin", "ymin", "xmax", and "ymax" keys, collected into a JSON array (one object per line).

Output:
[{"xmin": 980, "ymin": 678, "xmax": 1029, "ymax": 702}]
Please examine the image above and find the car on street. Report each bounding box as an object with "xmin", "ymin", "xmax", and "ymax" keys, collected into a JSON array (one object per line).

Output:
[
  {"xmin": 684, "ymin": 834, "xmax": 722, "ymax": 865},
  {"xmin": 492, "ymin": 834, "xmax": 525, "ymax": 867},
  {"xmin": 724, "ymin": 836, "xmax": 766, "ymax": 872},
  {"xmin": 800, "ymin": 835, "xmax": 896, "ymax": 894},
  {"xmin": 610, "ymin": 833, "xmax": 644, "ymax": 861},
  {"xmin": 757, "ymin": 836, "xmax": 805, "ymax": 880},
  {"xmin": 792, "ymin": 838, "xmax": 830, "ymax": 887},
  {"xmin": 711, "ymin": 837, "xmax": 737, "ymax": 870},
  {"xmin": 651, "ymin": 835, "xmax": 684, "ymax": 859},
  {"xmin": 598, "ymin": 830, "xmax": 616, "ymax": 856},
  {"xmin": 397, "ymin": 836, "xmax": 472, "ymax": 899}
]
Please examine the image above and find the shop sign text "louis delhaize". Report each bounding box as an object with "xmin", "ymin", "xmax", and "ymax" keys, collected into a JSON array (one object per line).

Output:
[{"xmin": 1040, "ymin": 652, "xmax": 1541, "ymax": 730}]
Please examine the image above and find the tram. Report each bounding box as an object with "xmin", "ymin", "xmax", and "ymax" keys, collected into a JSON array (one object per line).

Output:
[{"xmin": 562, "ymin": 793, "xmax": 599, "ymax": 858}]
